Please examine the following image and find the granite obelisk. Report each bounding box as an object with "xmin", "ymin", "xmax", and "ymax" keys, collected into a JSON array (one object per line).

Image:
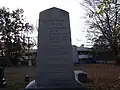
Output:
[{"xmin": 25, "ymin": 7, "xmax": 85, "ymax": 89}]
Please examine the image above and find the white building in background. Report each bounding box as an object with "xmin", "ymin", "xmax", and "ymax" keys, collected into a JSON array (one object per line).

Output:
[
  {"xmin": 73, "ymin": 44, "xmax": 93, "ymax": 64},
  {"xmin": 21, "ymin": 45, "xmax": 93, "ymax": 65}
]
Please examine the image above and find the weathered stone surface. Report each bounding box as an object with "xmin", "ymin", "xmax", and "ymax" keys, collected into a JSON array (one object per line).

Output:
[
  {"xmin": 25, "ymin": 7, "xmax": 86, "ymax": 89},
  {"xmin": 36, "ymin": 7, "xmax": 76, "ymax": 88},
  {"xmin": 74, "ymin": 70, "xmax": 88, "ymax": 83}
]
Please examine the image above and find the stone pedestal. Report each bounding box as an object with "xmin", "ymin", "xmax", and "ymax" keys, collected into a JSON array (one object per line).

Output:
[{"xmin": 25, "ymin": 79, "xmax": 86, "ymax": 90}]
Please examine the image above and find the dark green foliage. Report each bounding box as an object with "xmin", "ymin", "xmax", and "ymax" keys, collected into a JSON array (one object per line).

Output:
[
  {"xmin": 92, "ymin": 35, "xmax": 114, "ymax": 61},
  {"xmin": 0, "ymin": 7, "xmax": 34, "ymax": 65}
]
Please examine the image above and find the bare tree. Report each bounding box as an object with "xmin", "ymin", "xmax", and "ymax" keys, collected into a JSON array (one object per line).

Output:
[{"xmin": 82, "ymin": 0, "xmax": 120, "ymax": 64}]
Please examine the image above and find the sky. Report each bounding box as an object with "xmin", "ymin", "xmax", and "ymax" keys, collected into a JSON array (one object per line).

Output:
[{"xmin": 0, "ymin": 0, "xmax": 89, "ymax": 47}]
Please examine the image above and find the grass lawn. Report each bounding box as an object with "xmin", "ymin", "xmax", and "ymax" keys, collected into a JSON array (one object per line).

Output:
[
  {"xmin": 2, "ymin": 64, "xmax": 120, "ymax": 90},
  {"xmin": 4, "ymin": 66, "xmax": 36, "ymax": 90}
]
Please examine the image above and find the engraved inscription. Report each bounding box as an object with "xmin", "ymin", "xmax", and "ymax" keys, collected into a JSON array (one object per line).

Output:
[{"xmin": 37, "ymin": 8, "xmax": 74, "ymax": 87}]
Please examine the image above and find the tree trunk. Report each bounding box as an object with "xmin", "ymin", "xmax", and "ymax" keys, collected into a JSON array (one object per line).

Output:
[
  {"xmin": 110, "ymin": 38, "xmax": 119, "ymax": 65},
  {"xmin": 115, "ymin": 54, "xmax": 120, "ymax": 65},
  {"xmin": 114, "ymin": 49, "xmax": 120, "ymax": 65}
]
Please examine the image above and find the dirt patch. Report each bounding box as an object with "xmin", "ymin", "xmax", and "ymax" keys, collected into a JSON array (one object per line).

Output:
[{"xmin": 75, "ymin": 64, "xmax": 120, "ymax": 89}]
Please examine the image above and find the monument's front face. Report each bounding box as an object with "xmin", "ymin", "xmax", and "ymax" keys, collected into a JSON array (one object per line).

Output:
[
  {"xmin": 36, "ymin": 7, "xmax": 75, "ymax": 88},
  {"xmin": 25, "ymin": 7, "xmax": 86, "ymax": 89}
]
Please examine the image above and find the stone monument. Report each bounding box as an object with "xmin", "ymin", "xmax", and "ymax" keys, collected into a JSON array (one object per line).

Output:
[{"xmin": 25, "ymin": 7, "xmax": 86, "ymax": 89}]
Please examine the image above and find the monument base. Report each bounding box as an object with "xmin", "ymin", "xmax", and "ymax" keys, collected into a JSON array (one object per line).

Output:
[{"xmin": 25, "ymin": 80, "xmax": 86, "ymax": 90}]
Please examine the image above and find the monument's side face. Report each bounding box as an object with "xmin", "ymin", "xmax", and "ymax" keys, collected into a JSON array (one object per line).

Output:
[{"xmin": 36, "ymin": 7, "xmax": 82, "ymax": 88}]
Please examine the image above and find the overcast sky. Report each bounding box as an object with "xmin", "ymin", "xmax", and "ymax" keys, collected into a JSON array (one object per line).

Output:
[{"xmin": 0, "ymin": 0, "xmax": 89, "ymax": 47}]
